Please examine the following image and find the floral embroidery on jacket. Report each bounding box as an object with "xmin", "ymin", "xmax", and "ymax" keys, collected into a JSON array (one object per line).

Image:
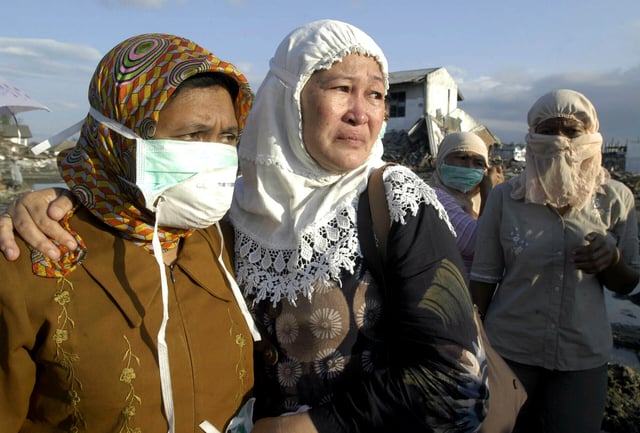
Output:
[
  {"xmin": 52, "ymin": 277, "xmax": 85, "ymax": 430},
  {"xmin": 119, "ymin": 335, "xmax": 142, "ymax": 433},
  {"xmin": 229, "ymin": 308, "xmax": 249, "ymax": 405}
]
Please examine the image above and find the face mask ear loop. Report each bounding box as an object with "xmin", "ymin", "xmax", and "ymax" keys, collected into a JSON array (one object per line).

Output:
[
  {"xmin": 31, "ymin": 107, "xmax": 142, "ymax": 156},
  {"xmin": 151, "ymin": 198, "xmax": 176, "ymax": 433},
  {"xmin": 31, "ymin": 120, "xmax": 85, "ymax": 155},
  {"xmin": 214, "ymin": 223, "xmax": 261, "ymax": 342},
  {"xmin": 87, "ymin": 107, "xmax": 140, "ymax": 140}
]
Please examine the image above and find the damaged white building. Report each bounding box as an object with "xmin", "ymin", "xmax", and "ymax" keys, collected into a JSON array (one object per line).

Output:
[{"xmin": 384, "ymin": 67, "xmax": 499, "ymax": 167}]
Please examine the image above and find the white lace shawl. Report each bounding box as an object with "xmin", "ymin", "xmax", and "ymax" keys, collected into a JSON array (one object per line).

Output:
[
  {"xmin": 233, "ymin": 165, "xmax": 455, "ymax": 305},
  {"xmin": 229, "ymin": 20, "xmax": 395, "ymax": 305}
]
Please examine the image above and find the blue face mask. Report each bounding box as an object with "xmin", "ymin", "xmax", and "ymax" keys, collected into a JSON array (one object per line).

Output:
[{"xmin": 440, "ymin": 163, "xmax": 485, "ymax": 193}]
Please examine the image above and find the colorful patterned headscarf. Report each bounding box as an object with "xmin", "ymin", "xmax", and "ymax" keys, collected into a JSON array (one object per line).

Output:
[{"xmin": 32, "ymin": 33, "xmax": 252, "ymax": 277}]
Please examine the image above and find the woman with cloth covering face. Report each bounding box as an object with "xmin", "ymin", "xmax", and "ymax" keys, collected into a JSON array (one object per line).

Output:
[
  {"xmin": 0, "ymin": 20, "xmax": 489, "ymax": 432},
  {"xmin": 469, "ymin": 89, "xmax": 640, "ymax": 433},
  {"xmin": 0, "ymin": 33, "xmax": 259, "ymax": 433},
  {"xmin": 430, "ymin": 131, "xmax": 503, "ymax": 276}
]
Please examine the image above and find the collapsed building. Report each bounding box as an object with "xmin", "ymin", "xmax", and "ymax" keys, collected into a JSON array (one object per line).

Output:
[{"xmin": 382, "ymin": 67, "xmax": 499, "ymax": 170}]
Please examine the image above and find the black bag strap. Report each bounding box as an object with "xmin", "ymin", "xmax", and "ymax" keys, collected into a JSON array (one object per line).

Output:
[
  {"xmin": 357, "ymin": 175, "xmax": 385, "ymax": 285},
  {"xmin": 357, "ymin": 163, "xmax": 395, "ymax": 282},
  {"xmin": 368, "ymin": 164, "xmax": 393, "ymax": 261},
  {"xmin": 357, "ymin": 163, "xmax": 394, "ymax": 306}
]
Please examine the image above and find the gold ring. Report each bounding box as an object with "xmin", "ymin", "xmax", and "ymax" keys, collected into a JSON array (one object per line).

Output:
[{"xmin": 1, "ymin": 213, "xmax": 12, "ymax": 220}]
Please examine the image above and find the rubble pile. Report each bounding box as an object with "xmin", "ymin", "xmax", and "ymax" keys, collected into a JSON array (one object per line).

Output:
[
  {"xmin": 0, "ymin": 141, "xmax": 61, "ymax": 211},
  {"xmin": 382, "ymin": 129, "xmax": 434, "ymax": 171},
  {"xmin": 603, "ymin": 364, "xmax": 640, "ymax": 433}
]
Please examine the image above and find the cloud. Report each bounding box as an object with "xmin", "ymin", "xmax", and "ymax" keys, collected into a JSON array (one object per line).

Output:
[
  {"xmin": 455, "ymin": 65, "xmax": 640, "ymax": 144},
  {"xmin": 0, "ymin": 37, "xmax": 99, "ymax": 139},
  {"xmin": 0, "ymin": 38, "xmax": 101, "ymax": 79}
]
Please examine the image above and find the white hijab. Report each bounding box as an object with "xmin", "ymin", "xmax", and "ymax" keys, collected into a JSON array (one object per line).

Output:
[
  {"xmin": 510, "ymin": 89, "xmax": 609, "ymax": 210},
  {"xmin": 228, "ymin": 19, "xmax": 388, "ymax": 305}
]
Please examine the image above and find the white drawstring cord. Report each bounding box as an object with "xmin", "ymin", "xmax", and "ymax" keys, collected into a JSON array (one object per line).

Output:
[
  {"xmin": 152, "ymin": 200, "xmax": 176, "ymax": 433},
  {"xmin": 215, "ymin": 223, "xmax": 261, "ymax": 342}
]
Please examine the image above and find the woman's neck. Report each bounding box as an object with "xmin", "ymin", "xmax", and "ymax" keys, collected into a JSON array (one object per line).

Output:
[{"xmin": 162, "ymin": 246, "xmax": 178, "ymax": 265}]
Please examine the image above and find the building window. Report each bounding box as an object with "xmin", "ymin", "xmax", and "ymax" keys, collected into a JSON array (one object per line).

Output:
[{"xmin": 388, "ymin": 92, "xmax": 406, "ymax": 118}]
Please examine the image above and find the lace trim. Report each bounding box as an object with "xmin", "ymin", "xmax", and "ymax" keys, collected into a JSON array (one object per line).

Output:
[
  {"xmin": 385, "ymin": 166, "xmax": 455, "ymax": 235},
  {"xmin": 234, "ymin": 165, "xmax": 455, "ymax": 305}
]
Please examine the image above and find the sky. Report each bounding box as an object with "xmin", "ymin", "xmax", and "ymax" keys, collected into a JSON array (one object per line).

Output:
[{"xmin": 1, "ymin": 0, "xmax": 639, "ymax": 147}]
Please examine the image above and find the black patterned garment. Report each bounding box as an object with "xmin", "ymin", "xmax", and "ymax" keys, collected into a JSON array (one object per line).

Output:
[{"xmin": 244, "ymin": 166, "xmax": 489, "ymax": 433}]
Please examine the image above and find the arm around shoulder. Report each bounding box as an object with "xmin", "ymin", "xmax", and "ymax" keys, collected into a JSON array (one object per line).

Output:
[{"xmin": 0, "ymin": 188, "xmax": 77, "ymax": 261}]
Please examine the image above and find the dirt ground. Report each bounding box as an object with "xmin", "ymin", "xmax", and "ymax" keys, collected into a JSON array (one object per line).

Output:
[
  {"xmin": 604, "ymin": 322, "xmax": 640, "ymax": 432},
  {"xmin": 604, "ymin": 363, "xmax": 640, "ymax": 432}
]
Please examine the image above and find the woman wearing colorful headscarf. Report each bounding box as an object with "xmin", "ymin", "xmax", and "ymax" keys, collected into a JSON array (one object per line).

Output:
[
  {"xmin": 430, "ymin": 131, "xmax": 503, "ymax": 276},
  {"xmin": 229, "ymin": 19, "xmax": 487, "ymax": 432},
  {"xmin": 0, "ymin": 33, "xmax": 258, "ymax": 432},
  {"xmin": 469, "ymin": 89, "xmax": 640, "ymax": 433}
]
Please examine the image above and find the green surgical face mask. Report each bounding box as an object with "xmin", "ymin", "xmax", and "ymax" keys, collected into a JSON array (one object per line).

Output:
[
  {"xmin": 88, "ymin": 107, "xmax": 238, "ymax": 227},
  {"xmin": 440, "ymin": 163, "xmax": 485, "ymax": 193}
]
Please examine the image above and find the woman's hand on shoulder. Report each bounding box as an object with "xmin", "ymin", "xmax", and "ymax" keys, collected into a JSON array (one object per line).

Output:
[{"xmin": 0, "ymin": 188, "xmax": 77, "ymax": 261}]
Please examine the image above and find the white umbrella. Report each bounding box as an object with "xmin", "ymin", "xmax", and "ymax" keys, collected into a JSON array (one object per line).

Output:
[{"xmin": 0, "ymin": 75, "xmax": 50, "ymax": 141}]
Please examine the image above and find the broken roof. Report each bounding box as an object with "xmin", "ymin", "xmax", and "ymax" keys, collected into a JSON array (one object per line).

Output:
[
  {"xmin": 388, "ymin": 68, "xmax": 440, "ymax": 85},
  {"xmin": 388, "ymin": 67, "xmax": 464, "ymax": 101}
]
